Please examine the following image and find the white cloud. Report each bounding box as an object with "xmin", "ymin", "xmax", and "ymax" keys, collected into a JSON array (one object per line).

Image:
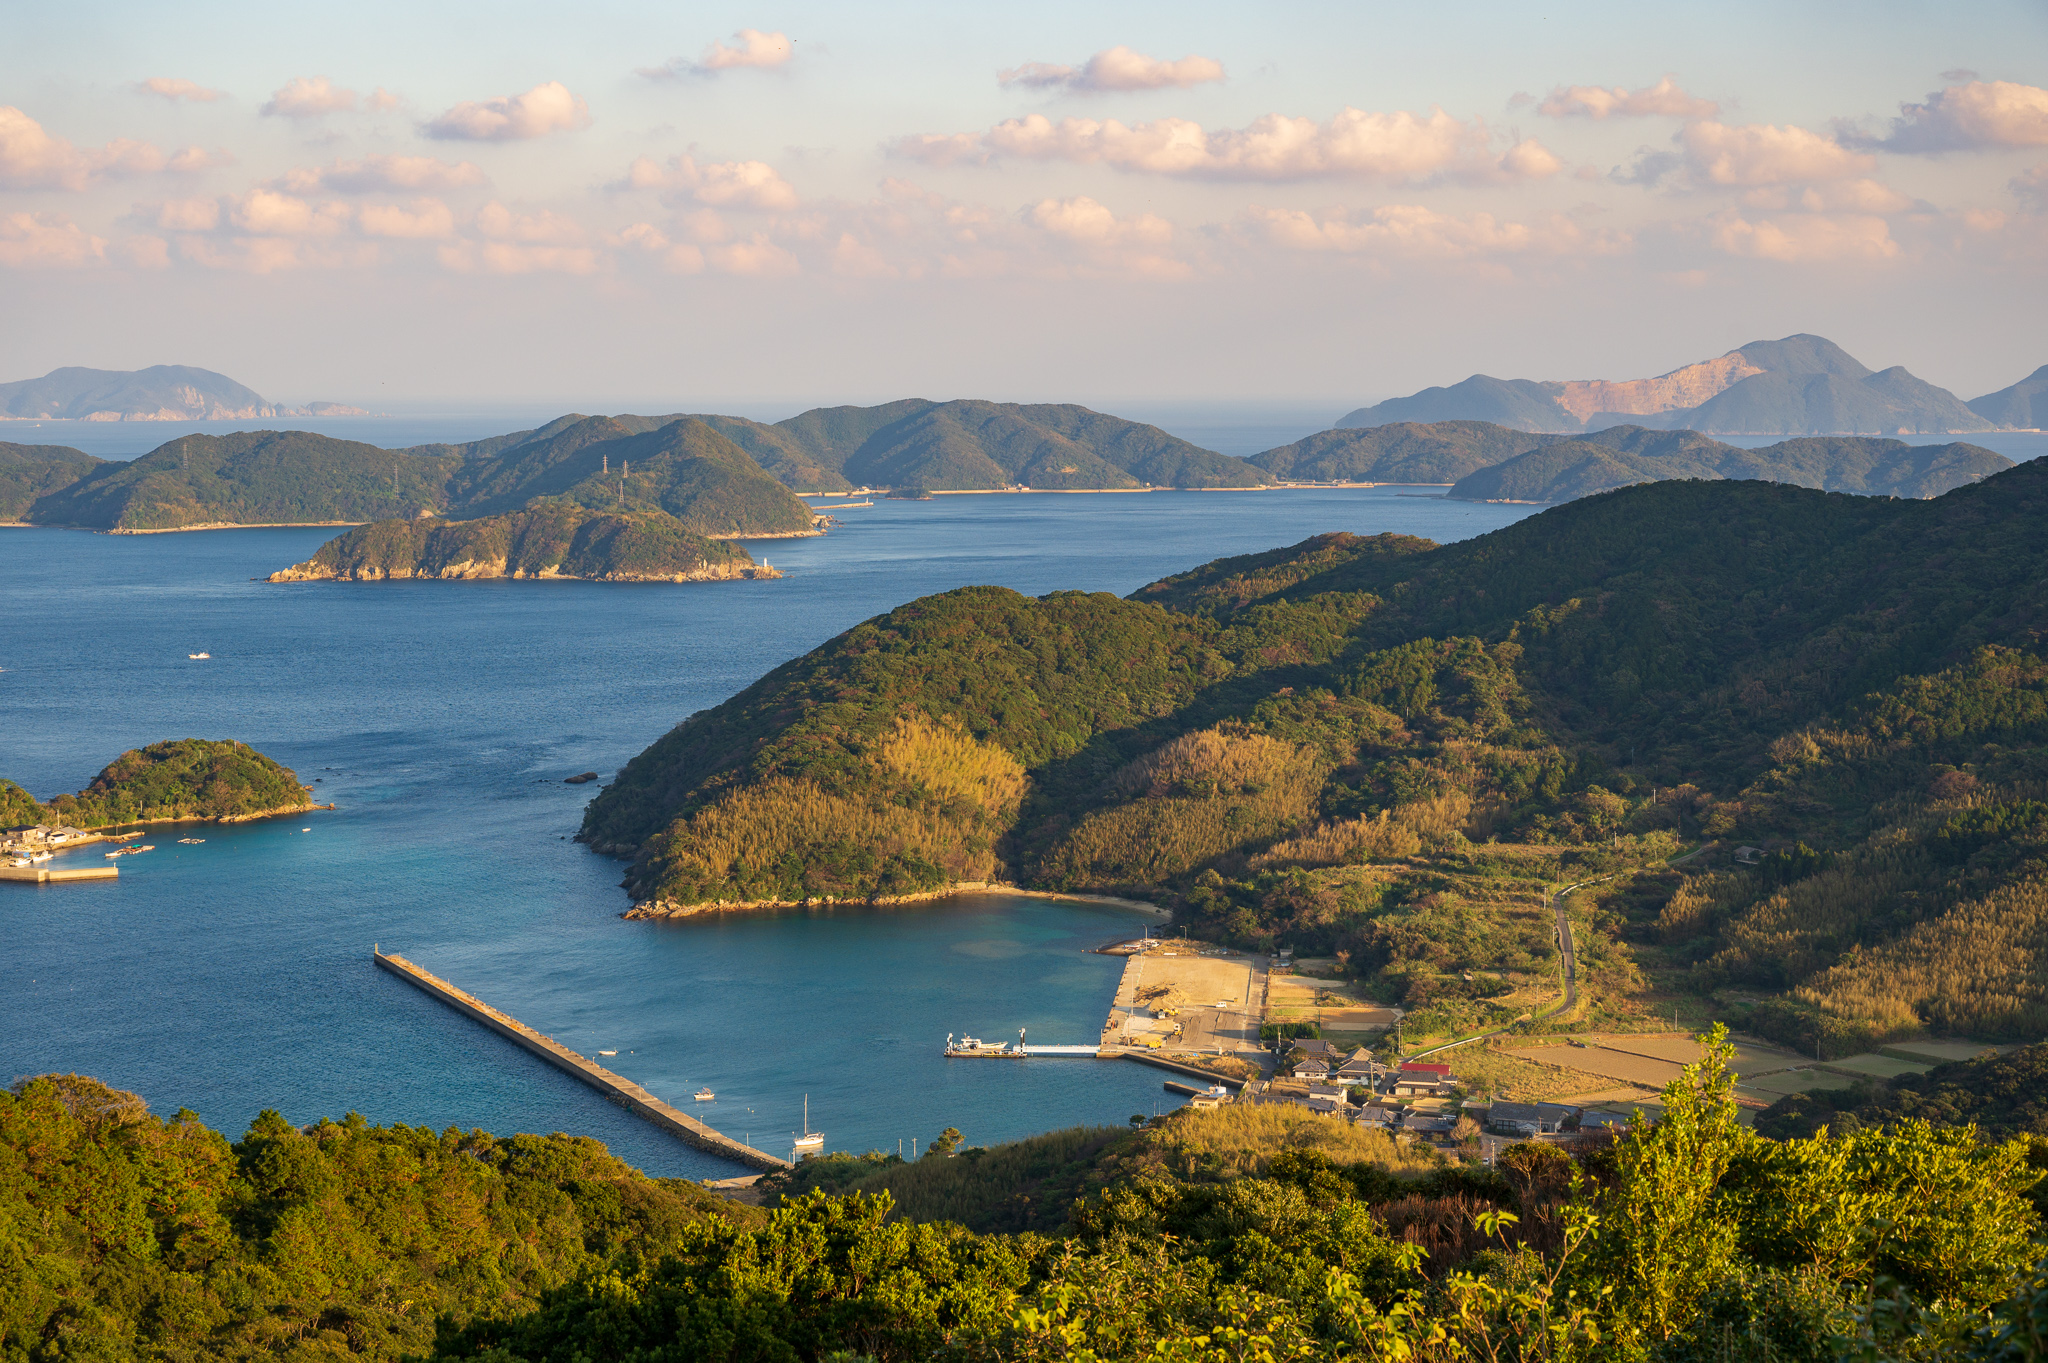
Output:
[
  {"xmin": 1538, "ymin": 76, "xmax": 1717, "ymax": 120},
  {"xmin": 617, "ymin": 221, "xmax": 705, "ymax": 273},
  {"xmin": 357, "ymin": 198, "xmax": 456, "ymax": 239},
  {"xmin": 0, "ymin": 212, "xmax": 106, "ymax": 268},
  {"xmin": 1025, "ymin": 195, "xmax": 1187, "ymax": 278},
  {"xmin": 830, "ymin": 232, "xmax": 897, "ymax": 278},
  {"xmin": 1629, "ymin": 120, "xmax": 1875, "ymax": 188},
  {"xmin": 1859, "ymin": 80, "xmax": 2048, "ymax": 152},
  {"xmin": 475, "ymin": 201, "xmax": 585, "ymax": 244},
  {"xmin": 164, "ymin": 147, "xmax": 232, "ymax": 173},
  {"xmin": 641, "ymin": 29, "xmax": 794, "ymax": 80},
  {"xmin": 230, "ymin": 189, "xmax": 352, "ymax": 236},
  {"xmin": 1712, "ymin": 212, "xmax": 1899, "ymax": 263},
  {"xmin": 280, "ymin": 155, "xmax": 487, "ymax": 194},
  {"xmin": 707, "ymin": 234, "xmax": 800, "ymax": 276},
  {"xmin": 616, "ymin": 154, "xmax": 798, "ymax": 210},
  {"xmin": 143, "ymin": 197, "xmax": 222, "ymax": 232},
  {"xmin": 1243, "ymin": 203, "xmax": 1629, "ymax": 260},
  {"xmin": 438, "ymin": 239, "xmax": 599, "ymax": 274},
  {"xmin": 999, "ymin": 46, "xmax": 1225, "ymax": 94},
  {"xmin": 895, "ymin": 107, "xmax": 1561, "ymax": 184},
  {"xmin": 260, "ymin": 76, "xmax": 357, "ymax": 119},
  {"xmin": 0, "ymin": 107, "xmax": 180, "ymax": 190},
  {"xmin": 424, "ymin": 82, "xmax": 589, "ymax": 142},
  {"xmin": 136, "ymin": 77, "xmax": 224, "ymax": 103}
]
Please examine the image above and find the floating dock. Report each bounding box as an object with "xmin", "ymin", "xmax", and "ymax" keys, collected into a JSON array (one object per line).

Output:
[
  {"xmin": 373, "ymin": 949, "xmax": 789, "ymax": 1172},
  {"xmin": 0, "ymin": 864, "xmax": 117, "ymax": 883}
]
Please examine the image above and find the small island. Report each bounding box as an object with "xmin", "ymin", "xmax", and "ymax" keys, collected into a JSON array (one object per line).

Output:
[
  {"xmin": 4, "ymin": 739, "xmax": 321, "ymax": 873},
  {"xmin": 269, "ymin": 505, "xmax": 780, "ymax": 583}
]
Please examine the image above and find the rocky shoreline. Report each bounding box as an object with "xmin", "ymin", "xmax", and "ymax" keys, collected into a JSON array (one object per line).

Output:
[
  {"xmin": 269, "ymin": 560, "xmax": 779, "ymax": 583},
  {"xmin": 622, "ymin": 881, "xmax": 1170, "ymax": 919}
]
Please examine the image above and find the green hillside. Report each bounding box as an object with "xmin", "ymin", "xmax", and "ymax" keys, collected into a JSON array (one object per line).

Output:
[
  {"xmin": 585, "ymin": 459, "xmax": 2048, "ymax": 1058},
  {"xmin": 21, "ymin": 738, "xmax": 313, "ymax": 828},
  {"xmin": 731, "ymin": 398, "xmax": 1270, "ymax": 491},
  {"xmin": 1448, "ymin": 428, "xmax": 2009, "ymax": 503},
  {"xmin": 270, "ymin": 505, "xmax": 769, "ymax": 582},
  {"xmin": 21, "ymin": 416, "xmax": 817, "ymax": 538},
  {"xmin": 0, "ymin": 440, "xmax": 100, "ymax": 521},
  {"xmin": 1250, "ymin": 421, "xmax": 1566, "ymax": 483},
  {"xmin": 25, "ymin": 431, "xmax": 462, "ymax": 531}
]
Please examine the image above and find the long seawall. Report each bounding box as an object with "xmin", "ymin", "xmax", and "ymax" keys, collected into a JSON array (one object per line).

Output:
[
  {"xmin": 0, "ymin": 864, "xmax": 117, "ymax": 882},
  {"xmin": 372, "ymin": 949, "xmax": 790, "ymax": 1173}
]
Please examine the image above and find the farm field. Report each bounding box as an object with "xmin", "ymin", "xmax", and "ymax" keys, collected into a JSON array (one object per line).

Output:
[
  {"xmin": 1824, "ymin": 1053, "xmax": 1934, "ymax": 1079},
  {"xmin": 1508, "ymin": 1045, "xmax": 1686, "ymax": 1089}
]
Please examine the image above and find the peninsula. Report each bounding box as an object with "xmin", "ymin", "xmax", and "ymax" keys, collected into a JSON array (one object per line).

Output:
[{"xmin": 581, "ymin": 457, "xmax": 2048, "ymax": 1065}]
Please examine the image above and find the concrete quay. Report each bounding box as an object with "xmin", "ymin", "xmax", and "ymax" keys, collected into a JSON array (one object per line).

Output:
[
  {"xmin": 0, "ymin": 863, "xmax": 118, "ymax": 883},
  {"xmin": 373, "ymin": 949, "xmax": 789, "ymax": 1172}
]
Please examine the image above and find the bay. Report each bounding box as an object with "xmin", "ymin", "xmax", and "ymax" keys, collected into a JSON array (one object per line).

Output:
[{"xmin": 0, "ymin": 490, "xmax": 1533, "ymax": 1177}]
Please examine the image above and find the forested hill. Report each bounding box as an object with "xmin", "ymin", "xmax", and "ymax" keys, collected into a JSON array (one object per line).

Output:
[
  {"xmin": 269, "ymin": 505, "xmax": 772, "ymax": 583},
  {"xmin": 1445, "ymin": 429, "xmax": 2009, "ymax": 503},
  {"xmin": 8, "ymin": 738, "xmax": 314, "ymax": 828},
  {"xmin": 0, "ymin": 440, "xmax": 100, "ymax": 520},
  {"xmin": 585, "ymin": 458, "xmax": 2048, "ymax": 1057},
  {"xmin": 18, "ymin": 417, "xmax": 817, "ymax": 535},
  {"xmin": 674, "ymin": 398, "xmax": 1272, "ymax": 492}
]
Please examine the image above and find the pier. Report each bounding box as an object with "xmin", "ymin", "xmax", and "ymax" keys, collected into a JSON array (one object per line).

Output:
[
  {"xmin": 0, "ymin": 864, "xmax": 117, "ymax": 883},
  {"xmin": 372, "ymin": 949, "xmax": 789, "ymax": 1172}
]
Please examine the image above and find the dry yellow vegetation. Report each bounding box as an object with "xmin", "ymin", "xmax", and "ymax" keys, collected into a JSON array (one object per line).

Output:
[
  {"xmin": 1136, "ymin": 1102, "xmax": 1441, "ymax": 1178},
  {"xmin": 871, "ymin": 712, "xmax": 1026, "ymax": 813}
]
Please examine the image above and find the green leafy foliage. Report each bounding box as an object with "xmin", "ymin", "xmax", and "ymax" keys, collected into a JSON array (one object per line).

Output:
[
  {"xmin": 29, "ymin": 738, "xmax": 311, "ymax": 828},
  {"xmin": 0, "ymin": 1074, "xmax": 758, "ymax": 1362}
]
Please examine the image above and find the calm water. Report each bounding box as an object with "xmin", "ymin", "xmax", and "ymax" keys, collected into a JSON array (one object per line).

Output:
[{"xmin": 1, "ymin": 491, "xmax": 1533, "ymax": 1176}]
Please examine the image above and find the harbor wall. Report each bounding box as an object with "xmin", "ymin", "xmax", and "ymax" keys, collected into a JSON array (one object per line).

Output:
[
  {"xmin": 0, "ymin": 864, "xmax": 118, "ymax": 882},
  {"xmin": 372, "ymin": 949, "xmax": 789, "ymax": 1173}
]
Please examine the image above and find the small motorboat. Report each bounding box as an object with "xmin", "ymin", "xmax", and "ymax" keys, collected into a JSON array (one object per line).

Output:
[
  {"xmin": 694, "ymin": 1087, "xmax": 715, "ymax": 1101},
  {"xmin": 300, "ymin": 828, "xmax": 311, "ymax": 832},
  {"xmin": 597, "ymin": 1049, "xmax": 617, "ymax": 1056},
  {"xmin": 188, "ymin": 652, "xmax": 210, "ymax": 659},
  {"xmin": 177, "ymin": 838, "xmax": 204, "ymax": 845}
]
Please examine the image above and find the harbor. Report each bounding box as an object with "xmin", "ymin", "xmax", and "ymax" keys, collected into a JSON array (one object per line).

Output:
[{"xmin": 372, "ymin": 948, "xmax": 791, "ymax": 1173}]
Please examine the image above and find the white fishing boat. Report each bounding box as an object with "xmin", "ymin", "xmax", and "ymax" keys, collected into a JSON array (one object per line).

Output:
[
  {"xmin": 188, "ymin": 652, "xmax": 210, "ymax": 659},
  {"xmin": 694, "ymin": 1087, "xmax": 715, "ymax": 1101},
  {"xmin": 792, "ymin": 1095, "xmax": 823, "ymax": 1152},
  {"xmin": 945, "ymin": 1027, "xmax": 1028, "ymax": 1057},
  {"xmin": 597, "ymin": 1050, "xmax": 617, "ymax": 1056}
]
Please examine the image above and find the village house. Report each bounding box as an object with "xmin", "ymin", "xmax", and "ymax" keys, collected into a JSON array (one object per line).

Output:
[{"xmin": 1488, "ymin": 1101, "xmax": 1582, "ymax": 1136}]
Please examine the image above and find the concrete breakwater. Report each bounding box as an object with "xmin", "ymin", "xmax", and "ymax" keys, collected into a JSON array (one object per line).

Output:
[
  {"xmin": 0, "ymin": 864, "xmax": 118, "ymax": 882},
  {"xmin": 372, "ymin": 949, "xmax": 789, "ymax": 1173}
]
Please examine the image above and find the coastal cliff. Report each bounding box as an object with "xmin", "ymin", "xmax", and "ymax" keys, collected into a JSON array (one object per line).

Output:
[{"xmin": 270, "ymin": 505, "xmax": 781, "ymax": 583}]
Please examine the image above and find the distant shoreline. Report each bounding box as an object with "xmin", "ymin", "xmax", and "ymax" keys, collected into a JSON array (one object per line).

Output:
[{"xmin": 624, "ymin": 881, "xmax": 1172, "ymax": 921}]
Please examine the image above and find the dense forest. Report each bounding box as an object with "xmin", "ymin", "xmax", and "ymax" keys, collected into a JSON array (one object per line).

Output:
[
  {"xmin": 7, "ymin": 738, "xmax": 313, "ymax": 829},
  {"xmin": 13, "ymin": 416, "xmax": 817, "ymax": 536},
  {"xmin": 584, "ymin": 460, "xmax": 2048, "ymax": 1055},
  {"xmin": 268, "ymin": 504, "xmax": 773, "ymax": 583},
  {"xmin": 10, "ymin": 1037, "xmax": 2048, "ymax": 1361}
]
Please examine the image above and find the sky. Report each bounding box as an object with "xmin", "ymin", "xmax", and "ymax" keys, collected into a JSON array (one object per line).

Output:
[{"xmin": 2, "ymin": 0, "xmax": 2045, "ymax": 410}]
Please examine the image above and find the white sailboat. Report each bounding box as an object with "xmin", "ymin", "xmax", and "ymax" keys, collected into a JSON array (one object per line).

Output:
[{"xmin": 792, "ymin": 1094, "xmax": 823, "ymax": 1154}]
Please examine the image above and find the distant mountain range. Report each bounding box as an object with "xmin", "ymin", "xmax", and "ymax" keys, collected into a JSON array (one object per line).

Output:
[
  {"xmin": 1336, "ymin": 335, "xmax": 2038, "ymax": 436},
  {"xmin": 0, "ymin": 366, "xmax": 367, "ymax": 422}
]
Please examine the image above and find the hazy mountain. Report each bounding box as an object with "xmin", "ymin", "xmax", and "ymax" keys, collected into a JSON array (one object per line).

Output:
[
  {"xmin": 1337, "ymin": 335, "xmax": 2004, "ymax": 436},
  {"xmin": 0, "ymin": 441, "xmax": 101, "ymax": 521},
  {"xmin": 1247, "ymin": 420, "xmax": 1569, "ymax": 482},
  {"xmin": 1448, "ymin": 427, "xmax": 2011, "ymax": 503},
  {"xmin": 0, "ymin": 365, "xmax": 364, "ymax": 421},
  {"xmin": 1970, "ymin": 364, "xmax": 2048, "ymax": 429}
]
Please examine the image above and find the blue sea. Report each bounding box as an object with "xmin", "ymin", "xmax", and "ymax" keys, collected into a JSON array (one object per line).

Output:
[{"xmin": 0, "ymin": 490, "xmax": 1533, "ymax": 1176}]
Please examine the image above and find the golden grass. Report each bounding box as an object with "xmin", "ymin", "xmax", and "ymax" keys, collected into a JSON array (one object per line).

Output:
[
  {"xmin": 872, "ymin": 712, "xmax": 1026, "ymax": 814},
  {"xmin": 1442, "ymin": 1045, "xmax": 1589, "ymax": 1103},
  {"xmin": 1140, "ymin": 1102, "xmax": 1441, "ymax": 1178}
]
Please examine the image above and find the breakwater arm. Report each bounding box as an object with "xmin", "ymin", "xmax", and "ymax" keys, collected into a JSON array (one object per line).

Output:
[{"xmin": 372, "ymin": 949, "xmax": 789, "ymax": 1172}]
